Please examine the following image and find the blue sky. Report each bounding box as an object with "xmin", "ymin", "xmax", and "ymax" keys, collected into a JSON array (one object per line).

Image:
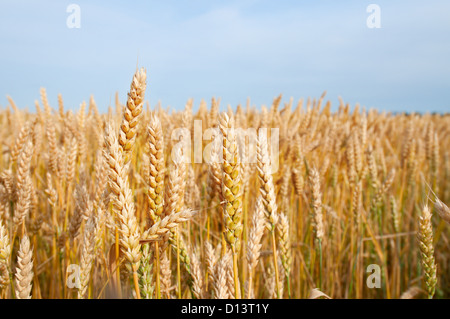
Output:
[{"xmin": 0, "ymin": 1, "xmax": 449, "ymax": 113}]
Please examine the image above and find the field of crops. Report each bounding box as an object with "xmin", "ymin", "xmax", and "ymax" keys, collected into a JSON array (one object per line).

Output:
[{"xmin": 0, "ymin": 68, "xmax": 448, "ymax": 299}]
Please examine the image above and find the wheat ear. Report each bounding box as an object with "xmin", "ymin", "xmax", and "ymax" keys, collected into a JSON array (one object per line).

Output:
[
  {"xmin": 213, "ymin": 253, "xmax": 230, "ymax": 299},
  {"xmin": 105, "ymin": 126, "xmax": 141, "ymax": 298},
  {"xmin": 141, "ymin": 209, "xmax": 196, "ymax": 242},
  {"xmin": 278, "ymin": 212, "xmax": 292, "ymax": 297},
  {"xmin": 418, "ymin": 204, "xmax": 437, "ymax": 299},
  {"xmin": 0, "ymin": 221, "xmax": 11, "ymax": 291},
  {"xmin": 10, "ymin": 120, "xmax": 35, "ymax": 167},
  {"xmin": 190, "ymin": 248, "xmax": 204, "ymax": 299},
  {"xmin": 147, "ymin": 114, "xmax": 165, "ymax": 224},
  {"xmin": 434, "ymin": 197, "xmax": 450, "ymax": 225},
  {"xmin": 78, "ymin": 216, "xmax": 97, "ymax": 299},
  {"xmin": 219, "ymin": 113, "xmax": 242, "ymax": 299},
  {"xmin": 256, "ymin": 128, "xmax": 280, "ymax": 298},
  {"xmin": 246, "ymin": 196, "xmax": 265, "ymax": 298},
  {"xmin": 41, "ymin": 88, "xmax": 59, "ymax": 177},
  {"xmin": 159, "ymin": 252, "xmax": 171, "ymax": 299},
  {"xmin": 308, "ymin": 167, "xmax": 324, "ymax": 288},
  {"xmin": 15, "ymin": 235, "xmax": 34, "ymax": 299},
  {"xmin": 13, "ymin": 141, "xmax": 34, "ymax": 230},
  {"xmin": 138, "ymin": 243, "xmax": 154, "ymax": 299},
  {"xmin": 119, "ymin": 68, "xmax": 147, "ymax": 165}
]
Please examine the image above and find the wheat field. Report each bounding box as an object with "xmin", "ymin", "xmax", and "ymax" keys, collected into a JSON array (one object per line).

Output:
[{"xmin": 0, "ymin": 68, "xmax": 448, "ymax": 299}]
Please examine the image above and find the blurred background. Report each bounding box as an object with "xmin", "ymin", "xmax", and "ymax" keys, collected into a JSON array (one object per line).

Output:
[{"xmin": 0, "ymin": 0, "xmax": 449, "ymax": 113}]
